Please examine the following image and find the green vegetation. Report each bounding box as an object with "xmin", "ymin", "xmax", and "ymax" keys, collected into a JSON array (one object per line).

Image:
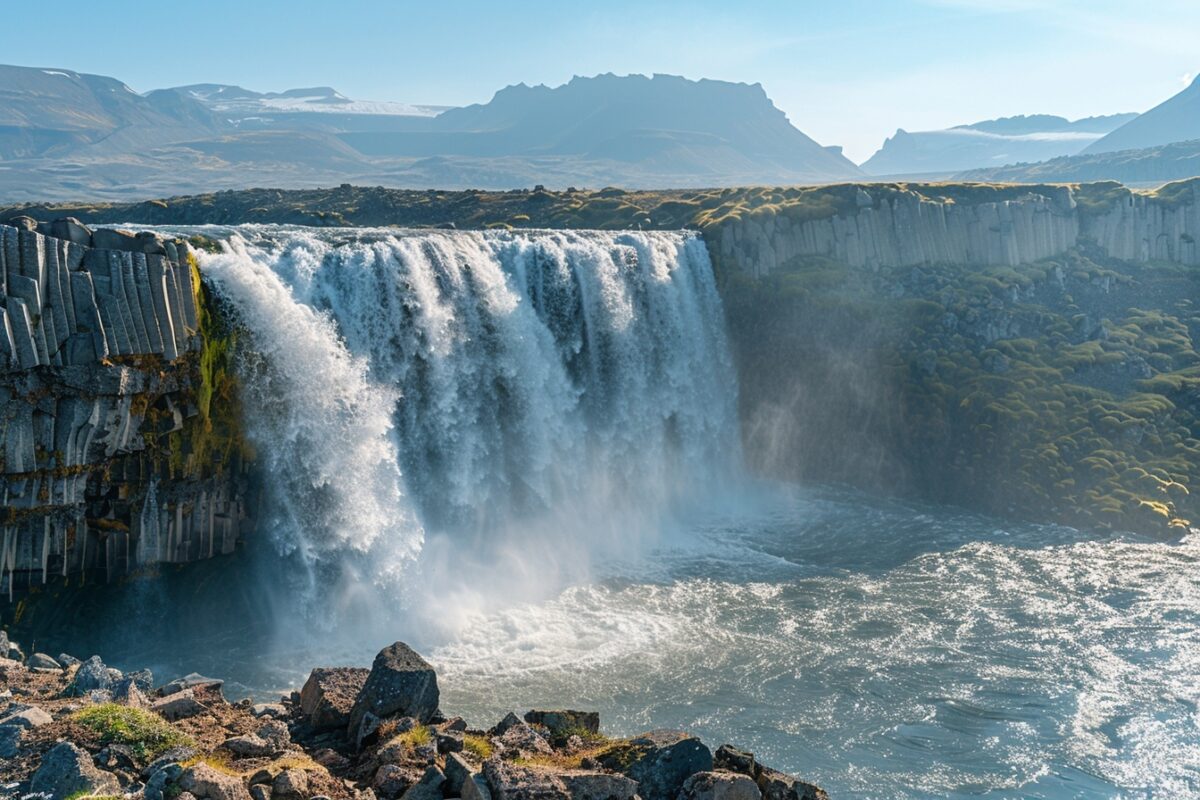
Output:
[
  {"xmin": 463, "ymin": 733, "xmax": 494, "ymax": 760},
  {"xmin": 725, "ymin": 245, "xmax": 1199, "ymax": 535},
  {"xmin": 71, "ymin": 704, "xmax": 193, "ymax": 762}
]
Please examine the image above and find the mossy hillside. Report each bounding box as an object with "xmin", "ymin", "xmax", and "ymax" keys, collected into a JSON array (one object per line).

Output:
[{"xmin": 725, "ymin": 246, "xmax": 1199, "ymax": 535}]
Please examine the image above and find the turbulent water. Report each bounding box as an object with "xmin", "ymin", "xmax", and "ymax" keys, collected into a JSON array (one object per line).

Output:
[{"xmin": 31, "ymin": 225, "xmax": 1198, "ymax": 798}]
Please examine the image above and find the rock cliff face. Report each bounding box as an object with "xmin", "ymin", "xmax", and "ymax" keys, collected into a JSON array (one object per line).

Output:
[
  {"xmin": 708, "ymin": 182, "xmax": 1200, "ymax": 277},
  {"xmin": 0, "ymin": 219, "xmax": 249, "ymax": 596}
]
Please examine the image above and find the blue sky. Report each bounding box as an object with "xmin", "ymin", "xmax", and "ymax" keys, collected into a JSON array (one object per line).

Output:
[{"xmin": 2, "ymin": 0, "xmax": 1197, "ymax": 162}]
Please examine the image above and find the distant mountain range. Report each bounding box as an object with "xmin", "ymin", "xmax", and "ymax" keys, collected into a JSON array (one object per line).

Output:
[
  {"xmin": 0, "ymin": 66, "xmax": 862, "ymax": 201},
  {"xmin": 860, "ymin": 113, "xmax": 1136, "ymax": 176},
  {"xmin": 956, "ymin": 138, "xmax": 1200, "ymax": 184},
  {"xmin": 1084, "ymin": 75, "xmax": 1200, "ymax": 154}
]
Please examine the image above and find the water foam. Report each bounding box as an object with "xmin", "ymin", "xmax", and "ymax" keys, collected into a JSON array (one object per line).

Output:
[{"xmin": 197, "ymin": 226, "xmax": 739, "ymax": 620}]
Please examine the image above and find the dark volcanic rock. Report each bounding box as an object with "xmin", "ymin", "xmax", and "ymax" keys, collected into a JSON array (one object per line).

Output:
[
  {"xmin": 756, "ymin": 766, "xmax": 829, "ymax": 800},
  {"xmin": 31, "ymin": 740, "xmax": 121, "ymax": 797},
  {"xmin": 348, "ymin": 641, "xmax": 440, "ymax": 735},
  {"xmin": 679, "ymin": 771, "xmax": 762, "ymax": 800},
  {"xmin": 595, "ymin": 730, "xmax": 713, "ymax": 800},
  {"xmin": 483, "ymin": 759, "xmax": 570, "ymax": 800},
  {"xmin": 301, "ymin": 666, "xmax": 370, "ymax": 730}
]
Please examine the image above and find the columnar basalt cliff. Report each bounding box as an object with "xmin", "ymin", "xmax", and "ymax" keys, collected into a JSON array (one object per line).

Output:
[{"xmin": 0, "ymin": 219, "xmax": 249, "ymax": 596}]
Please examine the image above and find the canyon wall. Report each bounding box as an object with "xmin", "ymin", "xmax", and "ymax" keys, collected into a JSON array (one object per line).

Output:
[
  {"xmin": 0, "ymin": 220, "xmax": 249, "ymax": 597},
  {"xmin": 708, "ymin": 181, "xmax": 1200, "ymax": 277}
]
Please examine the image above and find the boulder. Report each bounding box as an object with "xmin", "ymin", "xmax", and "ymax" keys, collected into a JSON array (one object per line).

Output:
[
  {"xmin": 30, "ymin": 740, "xmax": 122, "ymax": 797},
  {"xmin": 272, "ymin": 767, "xmax": 309, "ymax": 799},
  {"xmin": 301, "ymin": 666, "xmax": 369, "ymax": 730},
  {"xmin": 463, "ymin": 774, "xmax": 494, "ymax": 800},
  {"xmin": 678, "ymin": 771, "xmax": 762, "ymax": 800},
  {"xmin": 162, "ymin": 672, "xmax": 224, "ymax": 695},
  {"xmin": 348, "ymin": 642, "xmax": 439, "ymax": 735},
  {"xmin": 498, "ymin": 721, "xmax": 553, "ymax": 756},
  {"xmin": 558, "ymin": 771, "xmax": 639, "ymax": 800},
  {"xmin": 128, "ymin": 667, "xmax": 155, "ymax": 691},
  {"xmin": 112, "ymin": 675, "xmax": 151, "ymax": 707},
  {"xmin": 596, "ymin": 731, "xmax": 713, "ymax": 800},
  {"xmin": 524, "ymin": 710, "xmax": 600, "ymax": 736},
  {"xmin": 713, "ymin": 746, "xmax": 756, "ymax": 779},
  {"xmin": 493, "ymin": 712, "xmax": 523, "ymax": 736},
  {"xmin": 444, "ymin": 752, "xmax": 474, "ymax": 796},
  {"xmin": 3, "ymin": 215, "xmax": 37, "ymax": 231},
  {"xmin": 145, "ymin": 762, "xmax": 186, "ymax": 800},
  {"xmin": 374, "ymin": 764, "xmax": 423, "ymax": 799},
  {"xmin": 755, "ymin": 767, "xmax": 828, "ymax": 800},
  {"xmin": 49, "ymin": 217, "xmax": 93, "ymax": 246},
  {"xmin": 400, "ymin": 765, "xmax": 446, "ymax": 800},
  {"xmin": 441, "ymin": 716, "xmax": 468, "ymax": 732},
  {"xmin": 483, "ymin": 760, "xmax": 569, "ymax": 800},
  {"xmin": 437, "ymin": 727, "xmax": 465, "ymax": 753},
  {"xmin": 249, "ymin": 785, "xmax": 271, "ymax": 800},
  {"xmin": 0, "ymin": 704, "xmax": 52, "ymax": 728},
  {"xmin": 153, "ymin": 687, "xmax": 207, "ymax": 720},
  {"xmin": 179, "ymin": 761, "xmax": 253, "ymax": 800},
  {"xmin": 71, "ymin": 654, "xmax": 113, "ymax": 693},
  {"xmin": 58, "ymin": 653, "xmax": 82, "ymax": 667},
  {"xmin": 26, "ymin": 652, "xmax": 61, "ymax": 670},
  {"xmin": 0, "ymin": 725, "xmax": 21, "ymax": 758},
  {"xmin": 257, "ymin": 718, "xmax": 291, "ymax": 750},
  {"xmin": 224, "ymin": 732, "xmax": 275, "ymax": 758}
]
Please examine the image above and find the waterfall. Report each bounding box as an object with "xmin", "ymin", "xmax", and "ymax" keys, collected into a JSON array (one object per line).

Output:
[{"xmin": 196, "ymin": 226, "xmax": 740, "ymax": 611}]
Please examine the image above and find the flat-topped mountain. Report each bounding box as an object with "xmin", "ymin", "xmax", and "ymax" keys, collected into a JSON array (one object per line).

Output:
[
  {"xmin": 0, "ymin": 68, "xmax": 861, "ymax": 201},
  {"xmin": 861, "ymin": 113, "xmax": 1135, "ymax": 176}
]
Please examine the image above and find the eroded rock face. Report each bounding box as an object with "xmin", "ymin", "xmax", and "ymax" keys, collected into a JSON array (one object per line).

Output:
[
  {"xmin": 301, "ymin": 666, "xmax": 370, "ymax": 730},
  {"xmin": 596, "ymin": 730, "xmax": 713, "ymax": 800},
  {"xmin": 349, "ymin": 642, "xmax": 440, "ymax": 735},
  {"xmin": 31, "ymin": 740, "xmax": 121, "ymax": 797}
]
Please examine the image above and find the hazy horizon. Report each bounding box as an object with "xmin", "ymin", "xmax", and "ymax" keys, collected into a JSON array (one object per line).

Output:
[{"xmin": 1, "ymin": 0, "xmax": 1197, "ymax": 163}]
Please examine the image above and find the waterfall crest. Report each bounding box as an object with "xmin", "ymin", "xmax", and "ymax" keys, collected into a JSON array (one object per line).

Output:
[{"xmin": 197, "ymin": 227, "xmax": 739, "ymax": 594}]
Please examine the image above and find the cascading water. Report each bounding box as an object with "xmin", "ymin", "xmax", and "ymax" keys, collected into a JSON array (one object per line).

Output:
[{"xmin": 196, "ymin": 226, "xmax": 741, "ymax": 621}]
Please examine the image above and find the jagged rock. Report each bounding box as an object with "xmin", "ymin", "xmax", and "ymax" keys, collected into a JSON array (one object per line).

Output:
[
  {"xmin": 249, "ymin": 785, "xmax": 272, "ymax": 800},
  {"xmin": 713, "ymin": 746, "xmax": 757, "ymax": 778},
  {"xmin": 128, "ymin": 667, "xmax": 155, "ymax": 691},
  {"xmin": 0, "ymin": 704, "xmax": 52, "ymax": 728},
  {"xmin": 559, "ymin": 771, "xmax": 639, "ymax": 800},
  {"xmin": 26, "ymin": 652, "xmax": 61, "ymax": 670},
  {"xmin": 437, "ymin": 727, "xmax": 465, "ymax": 753},
  {"xmin": 96, "ymin": 742, "xmax": 139, "ymax": 773},
  {"xmin": 272, "ymin": 767, "xmax": 309, "ymax": 799},
  {"xmin": 679, "ymin": 771, "xmax": 762, "ymax": 800},
  {"xmin": 525, "ymin": 710, "xmax": 600, "ymax": 735},
  {"xmin": 153, "ymin": 687, "xmax": 207, "ymax": 720},
  {"xmin": 441, "ymin": 716, "xmax": 468, "ymax": 732},
  {"xmin": 0, "ymin": 725, "xmax": 21, "ymax": 758},
  {"xmin": 301, "ymin": 666, "xmax": 369, "ymax": 730},
  {"xmin": 355, "ymin": 709, "xmax": 385, "ymax": 751},
  {"xmin": 498, "ymin": 721, "xmax": 553, "ymax": 755},
  {"xmin": 145, "ymin": 762, "xmax": 186, "ymax": 800},
  {"xmin": 258, "ymin": 718, "xmax": 292, "ymax": 749},
  {"xmin": 400, "ymin": 765, "xmax": 446, "ymax": 800},
  {"xmin": 444, "ymin": 752, "xmax": 474, "ymax": 796},
  {"xmin": 596, "ymin": 731, "xmax": 713, "ymax": 800},
  {"xmin": 755, "ymin": 767, "xmax": 828, "ymax": 800},
  {"xmin": 31, "ymin": 740, "xmax": 122, "ymax": 797},
  {"xmin": 162, "ymin": 672, "xmax": 224, "ymax": 695},
  {"xmin": 180, "ymin": 762, "xmax": 253, "ymax": 800},
  {"xmin": 494, "ymin": 712, "xmax": 523, "ymax": 735},
  {"xmin": 374, "ymin": 764, "xmax": 423, "ymax": 799},
  {"xmin": 483, "ymin": 760, "xmax": 569, "ymax": 800},
  {"xmin": 464, "ymin": 774, "xmax": 494, "ymax": 800},
  {"xmin": 70, "ymin": 654, "xmax": 113, "ymax": 694},
  {"xmin": 349, "ymin": 642, "xmax": 440, "ymax": 735},
  {"xmin": 113, "ymin": 675, "xmax": 151, "ymax": 707}
]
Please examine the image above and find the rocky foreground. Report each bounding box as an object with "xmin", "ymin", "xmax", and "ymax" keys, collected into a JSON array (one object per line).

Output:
[{"xmin": 0, "ymin": 634, "xmax": 829, "ymax": 800}]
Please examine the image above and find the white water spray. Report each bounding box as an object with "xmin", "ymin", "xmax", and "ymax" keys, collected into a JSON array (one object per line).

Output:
[{"xmin": 196, "ymin": 226, "xmax": 740, "ymax": 629}]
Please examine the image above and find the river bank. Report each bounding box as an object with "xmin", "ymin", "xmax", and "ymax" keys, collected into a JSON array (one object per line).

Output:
[{"xmin": 0, "ymin": 632, "xmax": 828, "ymax": 800}]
